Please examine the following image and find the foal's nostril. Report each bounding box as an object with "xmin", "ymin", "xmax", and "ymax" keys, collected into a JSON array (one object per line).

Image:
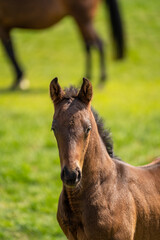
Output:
[
  {"xmin": 61, "ymin": 167, "xmax": 65, "ymax": 181},
  {"xmin": 77, "ymin": 169, "xmax": 81, "ymax": 181},
  {"xmin": 61, "ymin": 166, "xmax": 81, "ymax": 186}
]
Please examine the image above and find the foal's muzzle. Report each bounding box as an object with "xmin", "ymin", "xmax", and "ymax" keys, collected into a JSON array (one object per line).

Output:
[{"xmin": 61, "ymin": 166, "xmax": 81, "ymax": 187}]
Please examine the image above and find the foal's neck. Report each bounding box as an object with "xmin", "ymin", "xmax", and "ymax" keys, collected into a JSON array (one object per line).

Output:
[{"xmin": 82, "ymin": 121, "xmax": 115, "ymax": 189}]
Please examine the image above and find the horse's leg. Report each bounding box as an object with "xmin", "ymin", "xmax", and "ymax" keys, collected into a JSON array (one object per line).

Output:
[
  {"xmin": 96, "ymin": 37, "xmax": 106, "ymax": 83},
  {"xmin": 0, "ymin": 28, "xmax": 29, "ymax": 90},
  {"xmin": 76, "ymin": 20, "xmax": 106, "ymax": 83},
  {"xmin": 85, "ymin": 42, "xmax": 92, "ymax": 80}
]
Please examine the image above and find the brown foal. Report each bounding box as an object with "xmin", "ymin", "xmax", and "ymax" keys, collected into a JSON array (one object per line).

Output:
[
  {"xmin": 50, "ymin": 78, "xmax": 160, "ymax": 240},
  {"xmin": 0, "ymin": 0, "xmax": 125, "ymax": 89}
]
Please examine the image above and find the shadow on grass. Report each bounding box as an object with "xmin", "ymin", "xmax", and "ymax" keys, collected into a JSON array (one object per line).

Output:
[{"xmin": 0, "ymin": 87, "xmax": 47, "ymax": 95}]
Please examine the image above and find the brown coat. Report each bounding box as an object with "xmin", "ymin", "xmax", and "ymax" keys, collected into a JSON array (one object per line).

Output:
[{"xmin": 50, "ymin": 78, "xmax": 160, "ymax": 240}]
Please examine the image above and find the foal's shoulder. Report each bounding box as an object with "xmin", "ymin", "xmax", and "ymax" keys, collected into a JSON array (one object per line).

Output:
[
  {"xmin": 141, "ymin": 157, "xmax": 160, "ymax": 169},
  {"xmin": 113, "ymin": 157, "xmax": 160, "ymax": 173}
]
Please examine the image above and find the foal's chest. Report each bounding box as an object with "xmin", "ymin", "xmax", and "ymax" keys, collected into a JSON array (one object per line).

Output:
[
  {"xmin": 76, "ymin": 225, "xmax": 88, "ymax": 240},
  {"xmin": 67, "ymin": 202, "xmax": 112, "ymax": 240}
]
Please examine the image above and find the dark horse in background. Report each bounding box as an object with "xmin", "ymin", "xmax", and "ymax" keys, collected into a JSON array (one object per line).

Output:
[
  {"xmin": 50, "ymin": 78, "xmax": 160, "ymax": 240},
  {"xmin": 0, "ymin": 0, "xmax": 125, "ymax": 89}
]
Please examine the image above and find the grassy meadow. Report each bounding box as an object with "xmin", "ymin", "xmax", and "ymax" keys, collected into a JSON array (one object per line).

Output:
[{"xmin": 0, "ymin": 0, "xmax": 160, "ymax": 239}]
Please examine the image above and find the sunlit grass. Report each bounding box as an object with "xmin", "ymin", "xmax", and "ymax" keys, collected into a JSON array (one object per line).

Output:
[{"xmin": 0, "ymin": 0, "xmax": 160, "ymax": 239}]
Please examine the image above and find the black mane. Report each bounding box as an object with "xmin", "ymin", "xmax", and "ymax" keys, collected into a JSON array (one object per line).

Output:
[
  {"xmin": 64, "ymin": 86, "xmax": 114, "ymax": 158},
  {"xmin": 91, "ymin": 108, "xmax": 114, "ymax": 158}
]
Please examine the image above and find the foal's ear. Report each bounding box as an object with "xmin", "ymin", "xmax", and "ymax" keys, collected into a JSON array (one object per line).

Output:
[
  {"xmin": 78, "ymin": 78, "xmax": 93, "ymax": 104},
  {"xmin": 50, "ymin": 77, "xmax": 64, "ymax": 104}
]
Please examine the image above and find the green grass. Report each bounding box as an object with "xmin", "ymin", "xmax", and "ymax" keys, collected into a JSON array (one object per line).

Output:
[{"xmin": 0, "ymin": 0, "xmax": 160, "ymax": 239}]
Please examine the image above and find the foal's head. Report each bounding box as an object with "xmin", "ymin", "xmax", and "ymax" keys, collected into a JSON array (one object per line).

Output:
[{"xmin": 50, "ymin": 78, "xmax": 95, "ymax": 188}]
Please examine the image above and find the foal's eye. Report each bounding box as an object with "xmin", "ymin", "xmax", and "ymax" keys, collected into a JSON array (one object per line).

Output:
[{"xmin": 85, "ymin": 125, "xmax": 92, "ymax": 136}]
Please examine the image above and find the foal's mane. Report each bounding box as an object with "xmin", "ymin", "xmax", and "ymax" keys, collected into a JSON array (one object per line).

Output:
[{"xmin": 64, "ymin": 87, "xmax": 114, "ymax": 158}]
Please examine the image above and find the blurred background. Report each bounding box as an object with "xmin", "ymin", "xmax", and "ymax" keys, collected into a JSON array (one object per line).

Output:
[{"xmin": 0, "ymin": 0, "xmax": 160, "ymax": 239}]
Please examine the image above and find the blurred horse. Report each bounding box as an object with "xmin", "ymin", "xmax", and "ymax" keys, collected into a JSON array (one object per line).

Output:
[
  {"xmin": 50, "ymin": 77, "xmax": 160, "ymax": 240},
  {"xmin": 0, "ymin": 0, "xmax": 125, "ymax": 89}
]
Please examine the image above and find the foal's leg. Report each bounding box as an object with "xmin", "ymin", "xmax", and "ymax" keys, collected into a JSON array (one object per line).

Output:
[
  {"xmin": 0, "ymin": 28, "xmax": 29, "ymax": 90},
  {"xmin": 76, "ymin": 21, "xmax": 107, "ymax": 83}
]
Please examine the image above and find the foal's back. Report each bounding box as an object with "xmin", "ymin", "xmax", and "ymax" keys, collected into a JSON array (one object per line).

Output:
[{"xmin": 115, "ymin": 158, "xmax": 160, "ymax": 240}]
